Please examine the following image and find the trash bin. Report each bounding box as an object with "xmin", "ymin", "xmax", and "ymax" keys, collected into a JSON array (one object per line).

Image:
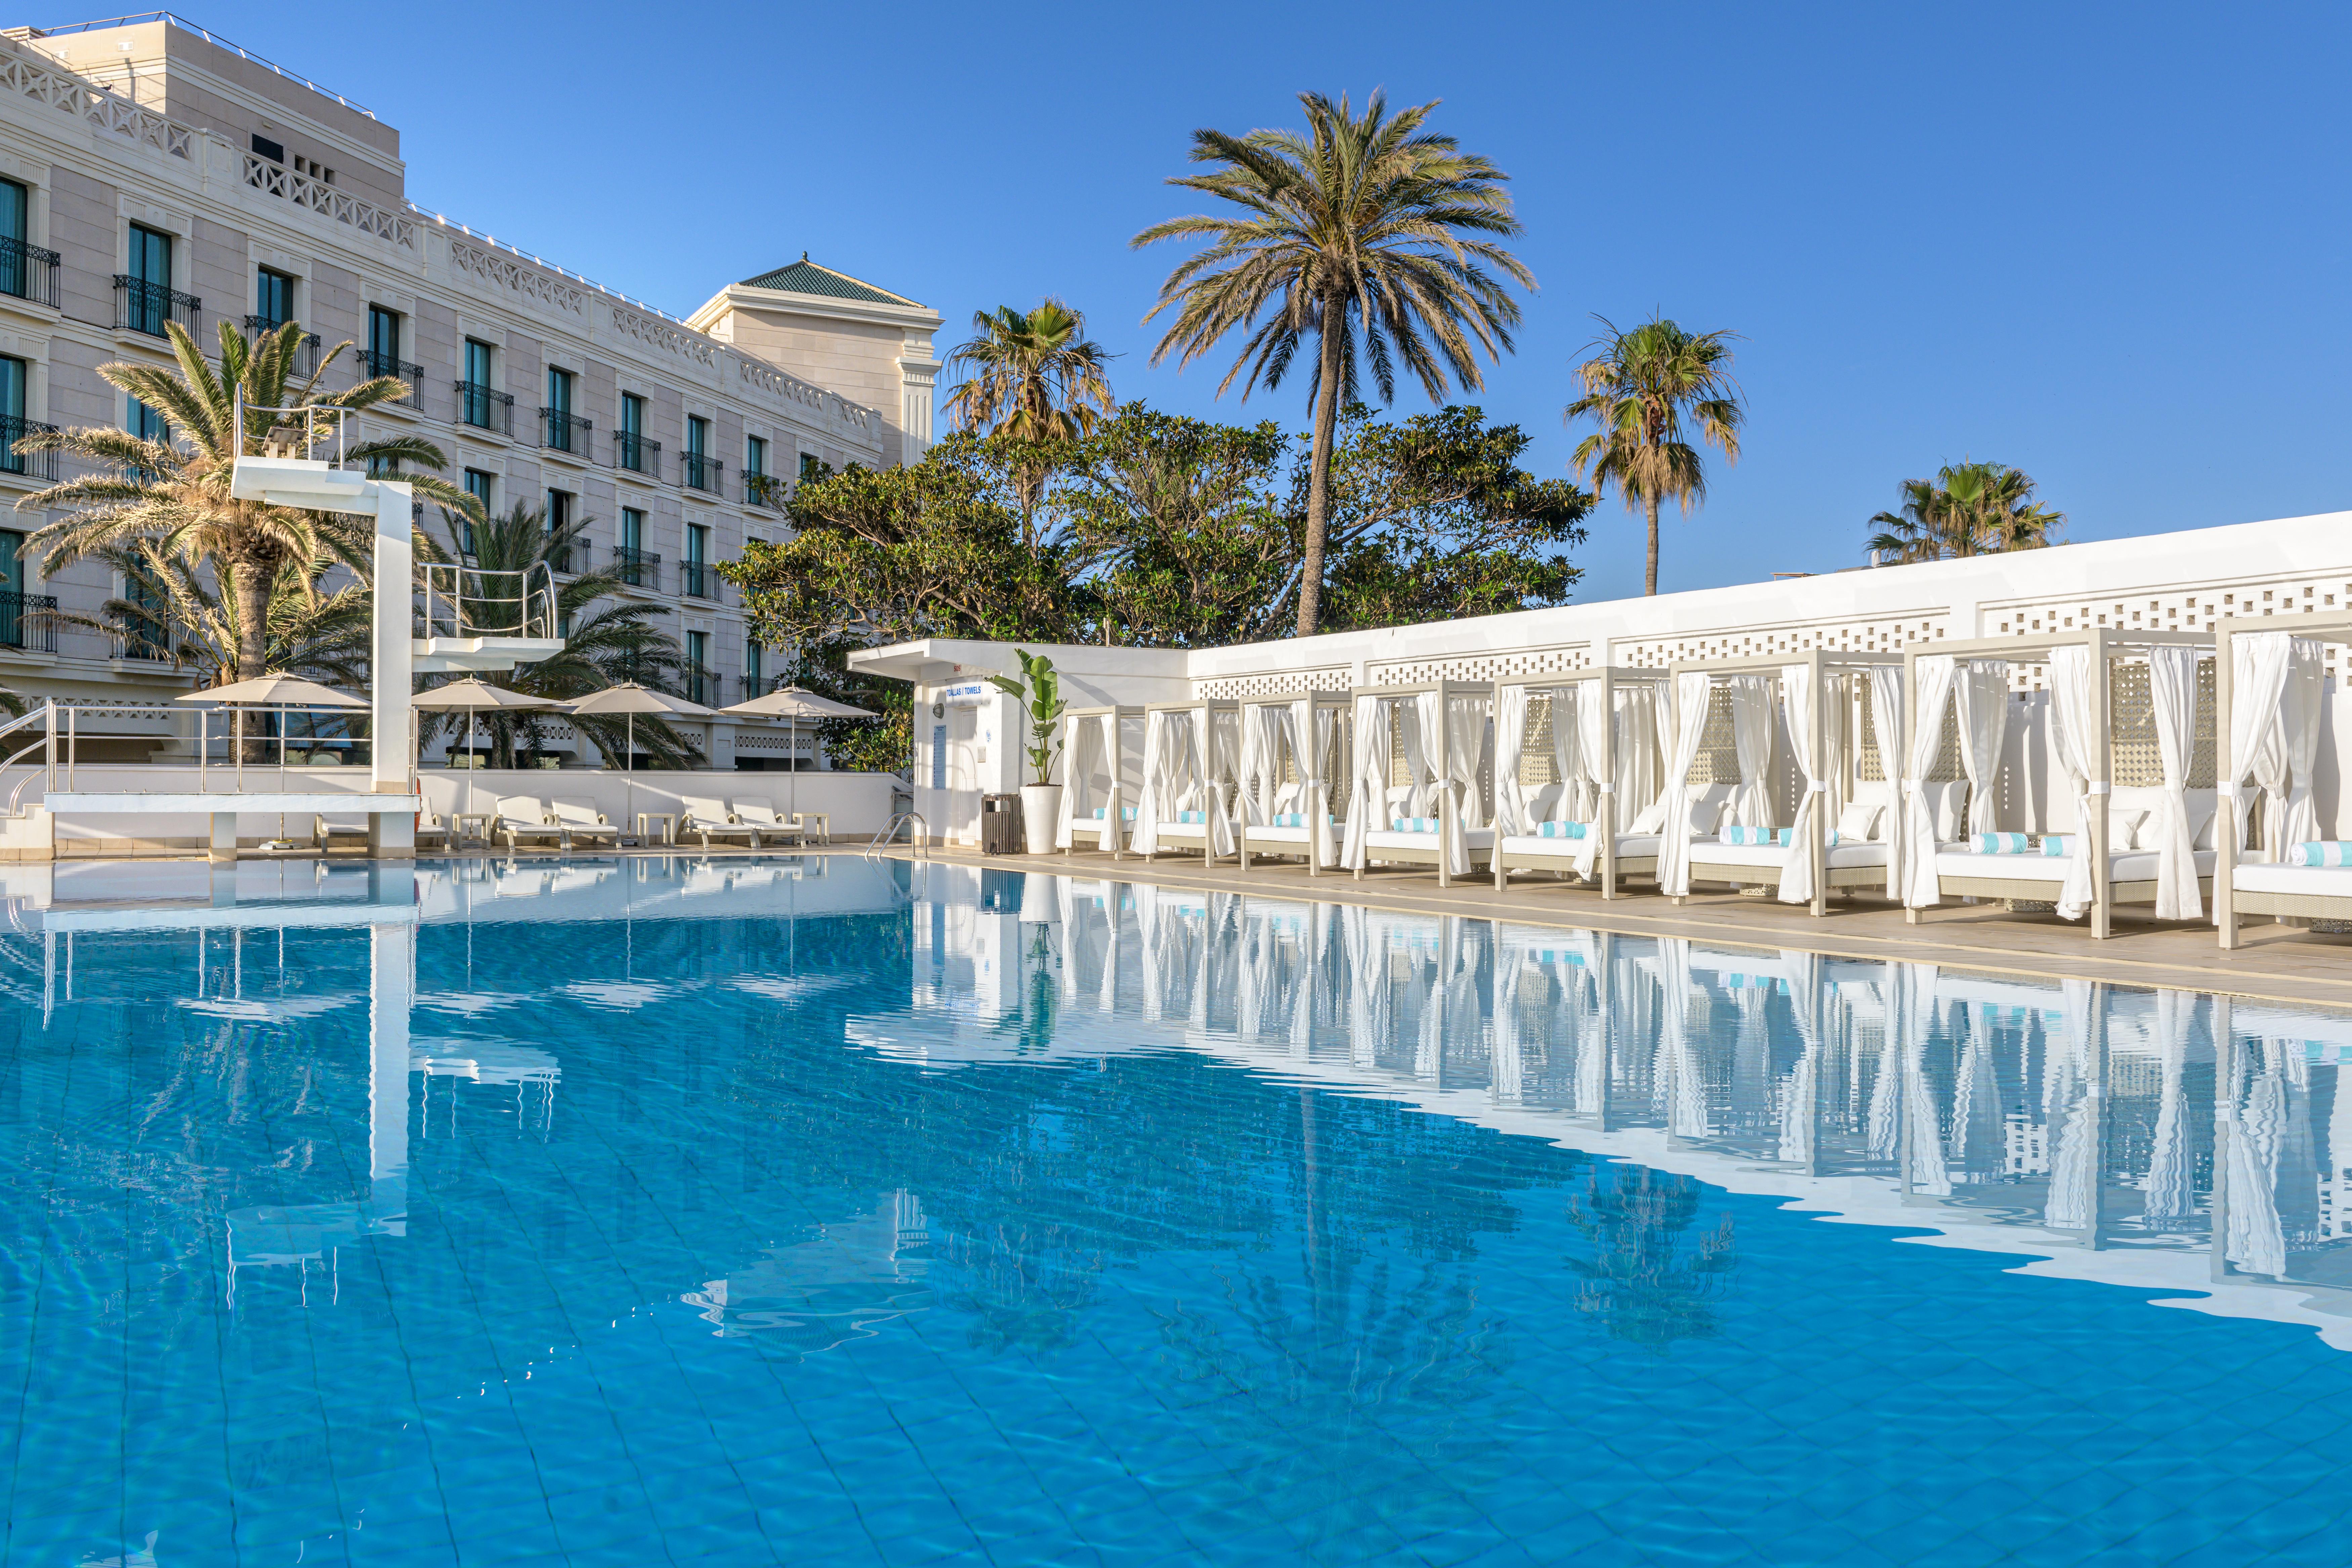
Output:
[{"xmin": 980, "ymin": 793, "xmax": 1024, "ymax": 855}]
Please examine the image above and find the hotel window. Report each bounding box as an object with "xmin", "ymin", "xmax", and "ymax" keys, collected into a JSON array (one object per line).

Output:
[
  {"xmin": 123, "ymin": 223, "xmax": 173, "ymax": 336},
  {"xmin": 684, "ymin": 414, "xmax": 716, "ymax": 491},
  {"xmin": 684, "ymin": 629, "xmax": 710, "ymax": 705},
  {"xmin": 744, "ymin": 638, "xmax": 763, "ymax": 696},
  {"xmin": 0, "ymin": 178, "xmax": 33, "ymax": 301},
  {"xmin": 122, "ymin": 567, "xmax": 170, "ymax": 660},
  {"xmin": 0, "ymin": 355, "xmax": 24, "ymax": 475},
  {"xmin": 460, "ymin": 338, "xmax": 498, "ymax": 429},
  {"xmin": 617, "ymin": 506, "xmax": 651, "ymax": 588},
  {"xmin": 618, "ymin": 392, "xmax": 651, "ymax": 473},
  {"xmin": 545, "ymin": 485, "xmax": 574, "ymax": 568},
  {"xmin": 253, "ymin": 266, "xmax": 293, "ymax": 331},
  {"xmin": 684, "ymin": 522, "xmax": 711, "ymax": 598},
  {"xmin": 544, "ymin": 365, "xmax": 578, "ymax": 453},
  {"xmin": 744, "ymin": 434, "xmax": 771, "ymax": 505},
  {"xmin": 127, "ymin": 395, "xmax": 168, "ymax": 444},
  {"xmin": 461, "ymin": 468, "xmax": 493, "ymax": 553},
  {"xmin": 365, "ymin": 305, "xmax": 403, "ymax": 378}
]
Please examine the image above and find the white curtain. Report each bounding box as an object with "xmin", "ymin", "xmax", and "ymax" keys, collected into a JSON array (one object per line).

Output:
[
  {"xmin": 1406, "ymin": 692, "xmax": 1442, "ymax": 822},
  {"xmin": 1054, "ymin": 712, "xmax": 1100, "ymax": 848},
  {"xmin": 2148, "ymin": 644, "xmax": 2202, "ymax": 919},
  {"xmin": 1442, "ymin": 693, "xmax": 1484, "ymax": 876},
  {"xmin": 1307, "ymin": 698, "xmax": 1338, "ymax": 868},
  {"xmin": 1131, "ymin": 710, "xmax": 1179, "ymax": 854},
  {"xmin": 1551, "ymin": 687, "xmax": 1588, "ymax": 821},
  {"xmin": 1611, "ymin": 684, "xmax": 1653, "ymax": 820},
  {"xmin": 1656, "ymin": 671, "xmax": 1714, "ymax": 895},
  {"xmin": 1868, "ymin": 666, "xmax": 1907, "ymax": 900},
  {"xmin": 1574, "ymin": 683, "xmax": 1613, "ymax": 877},
  {"xmin": 1778, "ymin": 662, "xmax": 1824, "ymax": 904},
  {"xmin": 2046, "ymin": 645, "xmax": 2101, "ymax": 922},
  {"xmin": 1203, "ymin": 707, "xmax": 1238, "ymax": 856},
  {"xmin": 1727, "ymin": 675, "xmax": 1774, "ymax": 829},
  {"xmin": 1341, "ymin": 695, "xmax": 1387, "ymax": 870},
  {"xmin": 2282, "ymin": 638, "xmax": 2325, "ymax": 851},
  {"xmin": 1901, "ymin": 655, "xmax": 1957, "ymax": 908},
  {"xmin": 1239, "ymin": 703, "xmax": 1278, "ymax": 829},
  {"xmin": 2227, "ymin": 632, "xmax": 2295, "ymax": 862},
  {"xmin": 1898, "ymin": 963, "xmax": 1951, "ymax": 1195},
  {"xmin": 1954, "ymin": 660, "xmax": 2011, "ymax": 837},
  {"xmin": 1493, "ymin": 684, "xmax": 1532, "ymax": 838}
]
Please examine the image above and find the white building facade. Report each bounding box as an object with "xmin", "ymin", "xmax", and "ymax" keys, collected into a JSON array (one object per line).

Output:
[{"xmin": 0, "ymin": 15, "xmax": 941, "ymax": 770}]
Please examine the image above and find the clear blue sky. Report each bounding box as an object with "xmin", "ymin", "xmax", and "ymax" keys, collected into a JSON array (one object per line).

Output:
[{"xmin": 146, "ymin": 0, "xmax": 2352, "ymax": 603}]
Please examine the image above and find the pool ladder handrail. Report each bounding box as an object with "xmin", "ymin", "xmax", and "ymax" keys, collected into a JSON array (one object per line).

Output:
[
  {"xmin": 1, "ymin": 701, "xmax": 56, "ymax": 819},
  {"xmin": 865, "ymin": 810, "xmax": 928, "ymax": 859}
]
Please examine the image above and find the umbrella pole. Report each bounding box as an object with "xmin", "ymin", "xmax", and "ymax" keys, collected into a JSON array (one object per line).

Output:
[{"xmin": 626, "ymin": 713, "xmax": 635, "ymax": 845}]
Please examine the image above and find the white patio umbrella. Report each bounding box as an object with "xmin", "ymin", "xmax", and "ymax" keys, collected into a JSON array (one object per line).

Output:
[
  {"xmin": 719, "ymin": 685, "xmax": 876, "ymax": 820},
  {"xmin": 568, "ymin": 682, "xmax": 717, "ymax": 838},
  {"xmin": 413, "ymin": 678, "xmax": 574, "ymax": 821},
  {"xmin": 178, "ymin": 673, "xmax": 367, "ymax": 783}
]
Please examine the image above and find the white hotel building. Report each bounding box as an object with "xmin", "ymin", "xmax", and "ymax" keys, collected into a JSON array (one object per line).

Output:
[{"xmin": 0, "ymin": 13, "xmax": 941, "ymax": 769}]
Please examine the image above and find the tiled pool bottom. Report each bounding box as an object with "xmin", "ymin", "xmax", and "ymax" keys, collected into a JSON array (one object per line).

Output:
[{"xmin": 4, "ymin": 859, "xmax": 2352, "ymax": 1565}]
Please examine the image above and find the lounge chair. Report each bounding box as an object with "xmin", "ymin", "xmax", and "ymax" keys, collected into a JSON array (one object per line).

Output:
[
  {"xmin": 414, "ymin": 811, "xmax": 451, "ymax": 851},
  {"xmin": 679, "ymin": 796, "xmax": 761, "ymax": 849},
  {"xmin": 549, "ymin": 798, "xmax": 622, "ymax": 850},
  {"xmin": 732, "ymin": 801, "xmax": 806, "ymax": 846},
  {"xmin": 311, "ymin": 814, "xmax": 371, "ymax": 855},
  {"xmin": 493, "ymin": 795, "xmax": 567, "ymax": 852}
]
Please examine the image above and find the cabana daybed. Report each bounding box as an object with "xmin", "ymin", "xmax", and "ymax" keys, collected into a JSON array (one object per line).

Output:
[
  {"xmin": 1054, "ymin": 705, "xmax": 1146, "ymax": 859},
  {"xmin": 1489, "ymin": 667, "xmax": 1670, "ymax": 899},
  {"xmin": 1131, "ymin": 700, "xmax": 1240, "ymax": 864},
  {"xmin": 1341, "ymin": 679, "xmax": 1495, "ymax": 887},
  {"xmin": 2214, "ymin": 611, "xmax": 2347, "ymax": 948},
  {"xmin": 1235, "ymin": 691, "xmax": 1349, "ymax": 874},
  {"xmin": 1902, "ymin": 629, "xmax": 2218, "ymax": 939}
]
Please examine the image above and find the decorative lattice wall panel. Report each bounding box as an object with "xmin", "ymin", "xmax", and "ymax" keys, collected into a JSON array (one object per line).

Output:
[
  {"xmin": 1196, "ymin": 668, "xmax": 1353, "ymax": 700},
  {"xmin": 1988, "ymin": 578, "xmax": 2352, "ymax": 685},
  {"xmin": 1618, "ymin": 615, "xmax": 1951, "ymax": 669},
  {"xmin": 1366, "ymin": 645, "xmax": 1592, "ymax": 686},
  {"xmin": 2106, "ymin": 660, "xmax": 2217, "ymax": 788}
]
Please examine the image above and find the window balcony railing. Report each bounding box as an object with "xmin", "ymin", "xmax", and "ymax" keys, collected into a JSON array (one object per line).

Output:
[
  {"xmin": 547, "ymin": 539, "xmax": 588, "ymax": 575},
  {"xmin": 679, "ymin": 561, "xmax": 718, "ymax": 600},
  {"xmin": 0, "ymin": 415, "xmax": 58, "ymax": 481},
  {"xmin": 614, "ymin": 431, "xmax": 660, "ymax": 476},
  {"xmin": 456, "ymin": 380, "xmax": 514, "ymax": 435},
  {"xmin": 743, "ymin": 471, "xmax": 785, "ymax": 509},
  {"xmin": 739, "ymin": 674, "xmax": 779, "ymax": 702},
  {"xmin": 358, "ymin": 348, "xmax": 425, "ymax": 393},
  {"xmin": 114, "ymin": 276, "xmax": 199, "ymax": 338},
  {"xmin": 540, "ymin": 408, "xmax": 592, "ymax": 455},
  {"xmin": 681, "ymin": 452, "xmax": 723, "ymax": 493},
  {"xmin": 244, "ymin": 316, "xmax": 321, "ymax": 378},
  {"xmin": 683, "ymin": 664, "xmax": 717, "ymax": 708},
  {"xmin": 116, "ymin": 627, "xmax": 171, "ymax": 661},
  {"xmin": 611, "ymin": 544, "xmax": 661, "ymax": 591},
  {"xmin": 0, "ymin": 236, "xmax": 61, "ymax": 308},
  {"xmin": 0, "ymin": 588, "xmax": 57, "ymax": 652}
]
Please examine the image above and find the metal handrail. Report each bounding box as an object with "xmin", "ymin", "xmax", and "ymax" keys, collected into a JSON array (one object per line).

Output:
[
  {"xmin": 233, "ymin": 395, "xmax": 353, "ymax": 467},
  {"xmin": 420, "ymin": 560, "xmax": 559, "ymax": 644},
  {"xmin": 865, "ymin": 810, "xmax": 928, "ymax": 859}
]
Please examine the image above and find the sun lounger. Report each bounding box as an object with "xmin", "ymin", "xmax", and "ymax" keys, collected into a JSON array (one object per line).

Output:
[
  {"xmin": 493, "ymin": 796, "xmax": 566, "ymax": 852},
  {"xmin": 549, "ymin": 798, "xmax": 622, "ymax": 850},
  {"xmin": 311, "ymin": 814, "xmax": 370, "ymax": 854},
  {"xmin": 731, "ymin": 802, "xmax": 806, "ymax": 846},
  {"xmin": 679, "ymin": 796, "xmax": 761, "ymax": 849}
]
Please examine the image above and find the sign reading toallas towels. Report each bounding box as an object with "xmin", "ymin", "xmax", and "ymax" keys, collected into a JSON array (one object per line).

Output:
[{"xmin": 938, "ymin": 680, "xmax": 993, "ymax": 708}]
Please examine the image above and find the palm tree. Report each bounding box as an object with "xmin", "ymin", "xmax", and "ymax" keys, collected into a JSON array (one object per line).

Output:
[
  {"xmin": 418, "ymin": 501, "xmax": 698, "ymax": 769},
  {"xmin": 1866, "ymin": 461, "xmax": 2064, "ymax": 562},
  {"xmin": 1564, "ymin": 316, "xmax": 1744, "ymax": 597},
  {"xmin": 941, "ymin": 300, "xmax": 1116, "ymax": 525},
  {"xmin": 1133, "ymin": 90, "xmax": 1532, "ymax": 637},
  {"xmin": 59, "ymin": 540, "xmax": 372, "ymax": 690},
  {"xmin": 14, "ymin": 319, "xmax": 475, "ymax": 684}
]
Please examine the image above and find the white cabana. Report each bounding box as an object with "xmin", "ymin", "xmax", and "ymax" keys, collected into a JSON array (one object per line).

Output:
[
  {"xmin": 2215, "ymin": 611, "xmax": 2347, "ymax": 947},
  {"xmin": 1341, "ymin": 680, "xmax": 1495, "ymax": 886},
  {"xmin": 1236, "ymin": 691, "xmax": 1349, "ymax": 874},
  {"xmin": 1906, "ymin": 629, "xmax": 2217, "ymax": 938},
  {"xmin": 1490, "ymin": 668, "xmax": 1671, "ymax": 898},
  {"xmin": 1053, "ymin": 705, "xmax": 1145, "ymax": 857},
  {"xmin": 1130, "ymin": 700, "xmax": 1240, "ymax": 863}
]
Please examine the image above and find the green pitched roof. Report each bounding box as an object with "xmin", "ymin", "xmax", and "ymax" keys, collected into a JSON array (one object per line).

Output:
[{"xmin": 736, "ymin": 256, "xmax": 915, "ymax": 306}]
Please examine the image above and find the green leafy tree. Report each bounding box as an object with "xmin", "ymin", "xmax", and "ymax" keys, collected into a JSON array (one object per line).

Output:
[
  {"xmin": 14, "ymin": 319, "xmax": 477, "ymax": 682},
  {"xmin": 942, "ymin": 299, "xmax": 1116, "ymax": 524},
  {"xmin": 1866, "ymin": 461, "xmax": 2064, "ymax": 562},
  {"xmin": 1134, "ymin": 90, "xmax": 1533, "ymax": 637},
  {"xmin": 419, "ymin": 501, "xmax": 697, "ymax": 768},
  {"xmin": 56, "ymin": 540, "xmax": 372, "ymax": 691},
  {"xmin": 1564, "ymin": 315, "xmax": 1744, "ymax": 597}
]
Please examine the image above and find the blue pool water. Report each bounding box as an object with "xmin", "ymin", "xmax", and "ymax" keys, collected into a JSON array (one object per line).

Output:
[{"xmin": 5, "ymin": 855, "xmax": 2352, "ymax": 1566}]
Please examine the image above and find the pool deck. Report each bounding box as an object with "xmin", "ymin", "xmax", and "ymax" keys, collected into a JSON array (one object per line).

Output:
[{"xmin": 867, "ymin": 843, "xmax": 2352, "ymax": 1014}]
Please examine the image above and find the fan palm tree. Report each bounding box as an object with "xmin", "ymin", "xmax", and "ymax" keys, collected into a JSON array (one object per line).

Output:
[
  {"xmin": 1866, "ymin": 461, "xmax": 2064, "ymax": 562},
  {"xmin": 13, "ymin": 318, "xmax": 476, "ymax": 685},
  {"xmin": 1565, "ymin": 316, "xmax": 1744, "ymax": 597},
  {"xmin": 941, "ymin": 299, "xmax": 1116, "ymax": 525},
  {"xmin": 1133, "ymin": 90, "xmax": 1532, "ymax": 637},
  {"xmin": 417, "ymin": 501, "xmax": 698, "ymax": 768}
]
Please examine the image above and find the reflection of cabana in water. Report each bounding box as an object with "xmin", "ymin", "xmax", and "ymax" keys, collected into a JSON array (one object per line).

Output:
[
  {"xmin": 1904, "ymin": 628, "xmax": 2217, "ymax": 939},
  {"xmin": 2214, "ymin": 612, "xmax": 2346, "ymax": 947},
  {"xmin": 1053, "ymin": 705, "xmax": 1146, "ymax": 859},
  {"xmin": 1131, "ymin": 700, "xmax": 1241, "ymax": 863},
  {"xmin": 1235, "ymin": 691, "xmax": 1350, "ymax": 874},
  {"xmin": 1656, "ymin": 651, "xmax": 1904, "ymax": 915},
  {"xmin": 1341, "ymin": 679, "xmax": 1495, "ymax": 886},
  {"xmin": 1489, "ymin": 667, "xmax": 1669, "ymax": 899}
]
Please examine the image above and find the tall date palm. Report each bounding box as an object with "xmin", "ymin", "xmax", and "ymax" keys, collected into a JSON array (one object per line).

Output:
[
  {"xmin": 1134, "ymin": 90, "xmax": 1532, "ymax": 637},
  {"xmin": 1565, "ymin": 316, "xmax": 1743, "ymax": 597},
  {"xmin": 941, "ymin": 299, "xmax": 1116, "ymax": 524}
]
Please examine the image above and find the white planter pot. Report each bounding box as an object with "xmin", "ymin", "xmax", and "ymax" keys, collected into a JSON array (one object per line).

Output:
[{"xmin": 1019, "ymin": 783, "xmax": 1062, "ymax": 854}]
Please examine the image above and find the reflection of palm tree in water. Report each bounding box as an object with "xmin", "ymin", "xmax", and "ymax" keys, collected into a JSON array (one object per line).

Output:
[
  {"xmin": 1148, "ymin": 1091, "xmax": 1519, "ymax": 1558},
  {"xmin": 1565, "ymin": 1164, "xmax": 1737, "ymax": 1350}
]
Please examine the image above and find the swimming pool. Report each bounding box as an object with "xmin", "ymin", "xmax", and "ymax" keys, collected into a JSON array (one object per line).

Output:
[{"xmin": 4, "ymin": 855, "xmax": 2351, "ymax": 1565}]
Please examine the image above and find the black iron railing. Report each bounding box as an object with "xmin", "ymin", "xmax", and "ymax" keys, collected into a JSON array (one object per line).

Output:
[
  {"xmin": 114, "ymin": 276, "xmax": 199, "ymax": 338},
  {"xmin": 614, "ymin": 431, "xmax": 660, "ymax": 476},
  {"xmin": 359, "ymin": 348, "xmax": 425, "ymax": 393},
  {"xmin": 0, "ymin": 415, "xmax": 58, "ymax": 480},
  {"xmin": 684, "ymin": 664, "xmax": 717, "ymax": 707},
  {"xmin": 681, "ymin": 452, "xmax": 723, "ymax": 493},
  {"xmin": 679, "ymin": 561, "xmax": 718, "ymax": 600},
  {"xmin": 612, "ymin": 544, "xmax": 661, "ymax": 590},
  {"xmin": 244, "ymin": 316, "xmax": 320, "ymax": 377},
  {"xmin": 540, "ymin": 408, "xmax": 592, "ymax": 454},
  {"xmin": 739, "ymin": 675, "xmax": 779, "ymax": 702},
  {"xmin": 0, "ymin": 236, "xmax": 60, "ymax": 308},
  {"xmin": 0, "ymin": 588, "xmax": 56, "ymax": 651},
  {"xmin": 743, "ymin": 471, "xmax": 785, "ymax": 508},
  {"xmin": 456, "ymin": 380, "xmax": 514, "ymax": 435}
]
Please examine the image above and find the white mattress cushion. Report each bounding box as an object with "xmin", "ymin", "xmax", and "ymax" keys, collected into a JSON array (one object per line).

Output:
[
  {"xmin": 2233, "ymin": 862, "xmax": 2352, "ymax": 898},
  {"xmin": 1692, "ymin": 840, "xmax": 1890, "ymax": 870},
  {"xmin": 1364, "ymin": 828, "xmax": 1497, "ymax": 849},
  {"xmin": 1934, "ymin": 849, "xmax": 2216, "ymax": 883}
]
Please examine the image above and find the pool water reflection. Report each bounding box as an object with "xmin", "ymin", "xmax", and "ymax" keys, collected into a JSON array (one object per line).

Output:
[{"xmin": 2, "ymin": 855, "xmax": 2351, "ymax": 1566}]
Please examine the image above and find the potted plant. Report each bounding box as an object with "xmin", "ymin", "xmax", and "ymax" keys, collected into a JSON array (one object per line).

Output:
[{"xmin": 990, "ymin": 648, "xmax": 1067, "ymax": 855}]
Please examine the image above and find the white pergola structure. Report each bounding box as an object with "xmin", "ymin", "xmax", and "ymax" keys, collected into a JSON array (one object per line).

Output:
[
  {"xmin": 1131, "ymin": 698, "xmax": 1241, "ymax": 865},
  {"xmin": 1341, "ymin": 678, "xmax": 1495, "ymax": 888},
  {"xmin": 1235, "ymin": 690, "xmax": 1350, "ymax": 875},
  {"xmin": 1054, "ymin": 704, "xmax": 1145, "ymax": 859},
  {"xmin": 1489, "ymin": 666, "xmax": 1667, "ymax": 900},
  {"xmin": 2214, "ymin": 609, "xmax": 2349, "ymax": 948}
]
